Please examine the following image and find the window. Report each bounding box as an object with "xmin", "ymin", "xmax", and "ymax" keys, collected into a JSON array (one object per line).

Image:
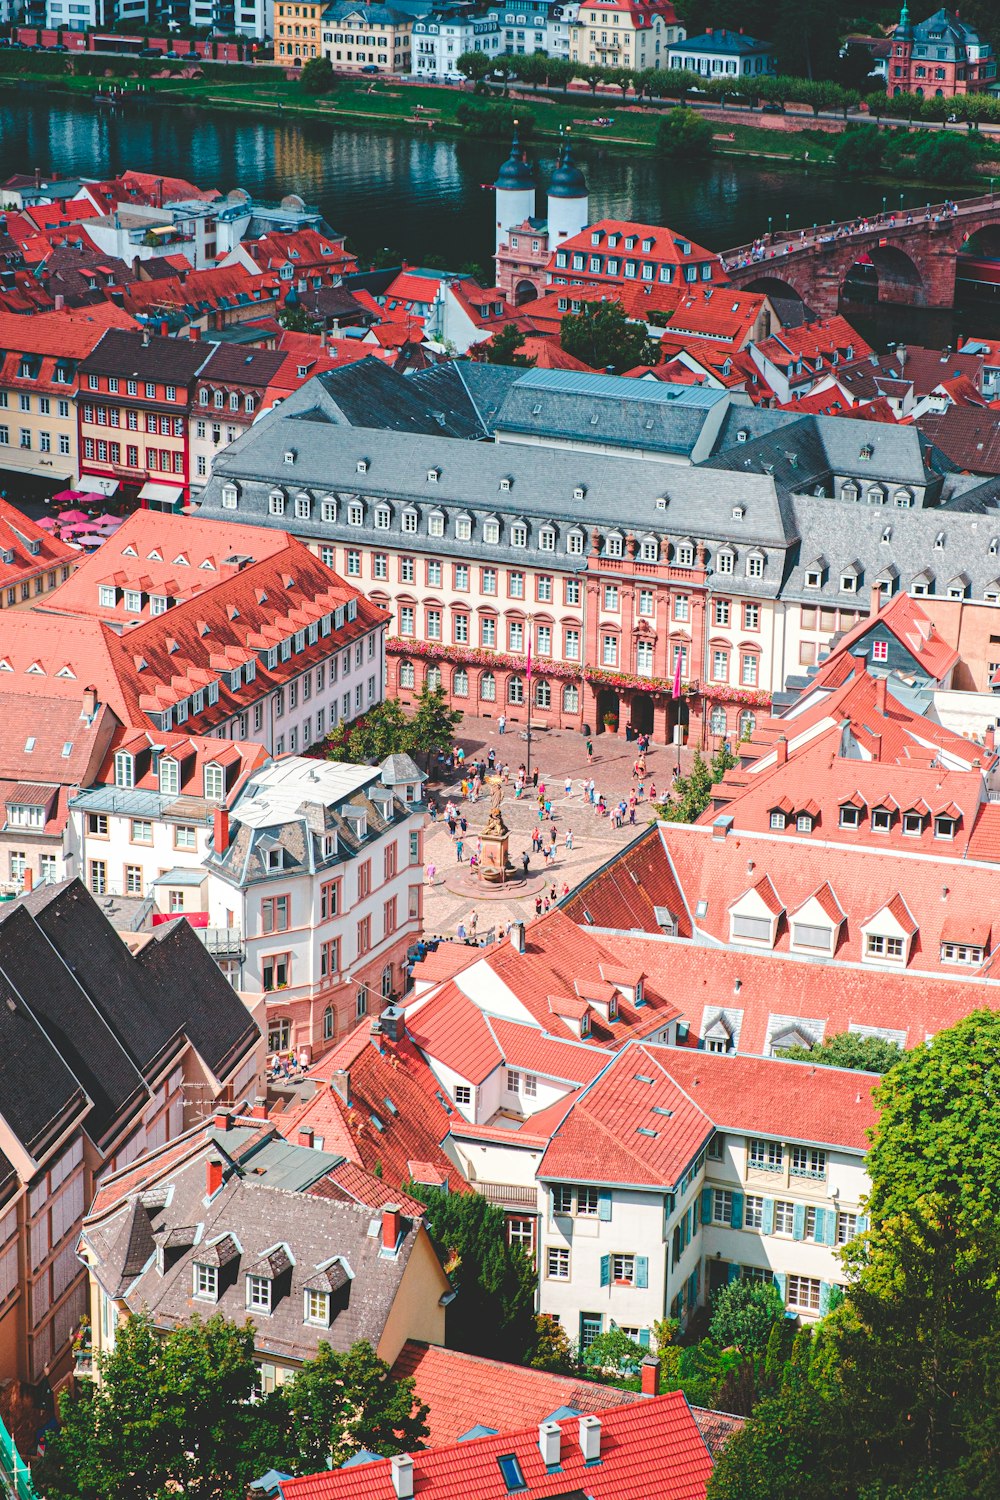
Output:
[
  {"xmin": 194, "ymin": 1263, "xmax": 218, "ymax": 1300},
  {"xmin": 547, "ymin": 1246, "xmax": 570, "ymax": 1279},
  {"xmin": 747, "ymin": 553, "xmax": 764, "ymax": 578},
  {"xmin": 745, "ymin": 1195, "xmax": 764, "ymax": 1230},
  {"xmin": 871, "ymin": 639, "xmax": 889, "ymax": 663},
  {"xmin": 748, "ymin": 1138, "xmax": 782, "ymax": 1172},
  {"xmin": 711, "ymin": 650, "xmax": 729, "ymax": 683},
  {"xmin": 247, "ymin": 1275, "xmax": 272, "ymax": 1313},
  {"xmin": 866, "ymin": 933, "xmax": 903, "ymax": 960},
  {"xmin": 87, "ymin": 813, "xmax": 108, "ymax": 837},
  {"xmin": 611, "ymin": 1253, "xmax": 636, "ymax": 1284},
  {"xmin": 604, "ymin": 584, "xmax": 619, "ymax": 611},
  {"xmin": 131, "ymin": 819, "xmax": 152, "ymax": 844},
  {"xmin": 711, "ymin": 1190, "xmax": 733, "ymax": 1225},
  {"xmin": 774, "ymin": 1200, "xmax": 795, "ymax": 1235},
  {"xmin": 261, "ymin": 895, "xmax": 290, "ymax": 934},
  {"xmin": 602, "ymin": 635, "xmax": 618, "ymax": 667},
  {"xmin": 786, "ymin": 1275, "xmax": 821, "ymax": 1313},
  {"xmin": 89, "ymin": 860, "xmax": 107, "ymax": 895},
  {"xmin": 740, "ymin": 654, "xmax": 759, "ymax": 687},
  {"xmin": 839, "ymin": 805, "xmax": 861, "ymax": 830},
  {"xmin": 934, "ymin": 815, "xmax": 957, "ymax": 840},
  {"xmin": 837, "ymin": 1212, "xmax": 859, "ymax": 1245},
  {"xmin": 455, "ymin": 1085, "xmax": 472, "ymax": 1106},
  {"xmin": 577, "ymin": 1186, "xmax": 600, "ymax": 1217},
  {"xmin": 262, "ymin": 953, "xmax": 290, "ymax": 991},
  {"xmin": 674, "ymin": 594, "xmax": 689, "ymax": 621},
  {"xmin": 790, "ymin": 1146, "xmax": 827, "ymax": 1180}
]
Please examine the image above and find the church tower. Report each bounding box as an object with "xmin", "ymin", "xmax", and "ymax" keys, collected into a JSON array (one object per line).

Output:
[
  {"xmin": 494, "ymin": 122, "xmax": 536, "ymax": 257},
  {"xmin": 546, "ymin": 132, "xmax": 589, "ymax": 246}
]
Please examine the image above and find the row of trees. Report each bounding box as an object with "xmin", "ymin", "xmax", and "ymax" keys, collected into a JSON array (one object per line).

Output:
[
  {"xmin": 322, "ymin": 683, "xmax": 462, "ymax": 771},
  {"xmin": 710, "ymin": 1008, "xmax": 1000, "ymax": 1498},
  {"xmin": 832, "ymin": 123, "xmax": 985, "ymax": 184}
]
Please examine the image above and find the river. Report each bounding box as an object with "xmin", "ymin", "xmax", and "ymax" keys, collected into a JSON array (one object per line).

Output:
[{"xmin": 2, "ymin": 92, "xmax": 999, "ymax": 345}]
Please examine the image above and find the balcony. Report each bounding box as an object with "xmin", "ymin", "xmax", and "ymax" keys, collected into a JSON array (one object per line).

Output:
[
  {"xmin": 476, "ymin": 1181, "xmax": 539, "ymax": 1210},
  {"xmin": 197, "ymin": 926, "xmax": 244, "ymax": 959}
]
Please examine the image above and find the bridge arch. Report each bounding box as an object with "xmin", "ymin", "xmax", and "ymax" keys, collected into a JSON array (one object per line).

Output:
[
  {"xmin": 735, "ymin": 273, "xmax": 810, "ymax": 316},
  {"xmin": 961, "ymin": 224, "xmax": 1000, "ymax": 260},
  {"xmin": 842, "ymin": 244, "xmax": 927, "ymax": 308}
]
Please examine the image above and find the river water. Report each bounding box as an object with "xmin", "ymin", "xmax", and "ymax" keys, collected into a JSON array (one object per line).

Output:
[{"xmin": 1, "ymin": 91, "xmax": 998, "ymax": 344}]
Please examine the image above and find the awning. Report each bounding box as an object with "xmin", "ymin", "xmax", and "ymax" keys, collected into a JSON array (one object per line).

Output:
[
  {"xmin": 138, "ymin": 481, "xmax": 183, "ymax": 507},
  {"xmin": 87, "ymin": 476, "xmax": 120, "ymax": 497},
  {"xmin": 152, "ymin": 867, "xmax": 207, "ymax": 887},
  {"xmin": 0, "ymin": 461, "xmax": 71, "ymax": 483}
]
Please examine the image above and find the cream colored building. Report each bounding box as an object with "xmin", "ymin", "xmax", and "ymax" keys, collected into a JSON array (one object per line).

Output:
[
  {"xmin": 569, "ymin": 0, "xmax": 685, "ymax": 72},
  {"xmin": 321, "ymin": 1, "xmax": 413, "ymax": 73}
]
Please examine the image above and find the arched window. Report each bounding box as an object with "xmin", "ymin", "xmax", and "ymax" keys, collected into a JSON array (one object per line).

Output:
[
  {"xmin": 356, "ymin": 985, "xmax": 369, "ymax": 1019},
  {"xmin": 399, "ymin": 660, "xmax": 415, "ymax": 689},
  {"xmin": 563, "ymin": 683, "xmax": 579, "ymax": 713},
  {"xmin": 381, "ymin": 964, "xmax": 393, "ymax": 1000},
  {"xmin": 323, "ymin": 1006, "xmax": 334, "ymax": 1041},
  {"xmin": 534, "ymin": 679, "xmax": 551, "ymax": 709},
  {"xmin": 508, "ymin": 676, "xmax": 525, "ymax": 705},
  {"xmin": 739, "ymin": 711, "xmax": 756, "ymax": 738},
  {"xmin": 453, "ymin": 667, "xmax": 469, "ymax": 698},
  {"xmin": 710, "ymin": 706, "xmax": 727, "ymax": 736},
  {"xmin": 427, "ymin": 665, "xmax": 442, "ymax": 691},
  {"xmin": 480, "ymin": 672, "xmax": 496, "ymax": 702}
]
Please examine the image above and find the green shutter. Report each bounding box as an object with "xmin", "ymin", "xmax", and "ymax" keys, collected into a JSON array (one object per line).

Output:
[
  {"xmin": 761, "ymin": 1197, "xmax": 774, "ymax": 1235},
  {"xmin": 792, "ymin": 1202, "xmax": 806, "ymax": 1241},
  {"xmin": 773, "ymin": 1270, "xmax": 786, "ymax": 1303},
  {"xmin": 701, "ymin": 1187, "xmax": 713, "ymax": 1221},
  {"xmin": 819, "ymin": 1280, "xmax": 832, "ymax": 1316},
  {"xmin": 600, "ymin": 1254, "xmax": 610, "ymax": 1288},
  {"xmin": 638, "ymin": 1328, "xmax": 651, "ymax": 1348},
  {"xmin": 857, "ymin": 1214, "xmax": 869, "ymax": 1233},
  {"xmin": 598, "ymin": 1190, "xmax": 613, "ymax": 1222},
  {"xmin": 730, "ymin": 1191, "xmax": 744, "ymax": 1230},
  {"xmin": 635, "ymin": 1256, "xmax": 648, "ymax": 1289},
  {"xmin": 727, "ymin": 1262, "xmax": 741, "ymax": 1284}
]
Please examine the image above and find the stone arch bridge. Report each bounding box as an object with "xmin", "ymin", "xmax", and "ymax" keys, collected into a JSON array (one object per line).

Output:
[{"xmin": 721, "ymin": 192, "xmax": 1000, "ymax": 317}]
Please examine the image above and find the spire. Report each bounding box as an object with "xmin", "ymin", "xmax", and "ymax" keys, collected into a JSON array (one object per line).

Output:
[{"xmin": 495, "ymin": 120, "xmax": 534, "ymax": 190}]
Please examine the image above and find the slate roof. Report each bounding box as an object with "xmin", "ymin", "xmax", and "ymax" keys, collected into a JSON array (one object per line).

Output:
[
  {"xmin": 78, "ymin": 328, "xmax": 210, "ymax": 384},
  {"xmin": 671, "ymin": 27, "xmax": 772, "ymax": 53},
  {"xmin": 291, "ymin": 357, "xmax": 486, "ymax": 439}
]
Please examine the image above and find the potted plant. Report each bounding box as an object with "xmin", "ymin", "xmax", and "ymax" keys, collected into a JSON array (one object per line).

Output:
[{"xmin": 602, "ymin": 711, "xmax": 619, "ymax": 732}]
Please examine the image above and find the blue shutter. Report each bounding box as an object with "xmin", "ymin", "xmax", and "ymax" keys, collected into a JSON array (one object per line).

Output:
[
  {"xmin": 727, "ymin": 1262, "xmax": 741, "ymax": 1284},
  {"xmin": 792, "ymin": 1202, "xmax": 806, "ymax": 1241},
  {"xmin": 823, "ymin": 1208, "xmax": 838, "ymax": 1247},
  {"xmin": 730, "ymin": 1191, "xmax": 744, "ymax": 1230},
  {"xmin": 638, "ymin": 1328, "xmax": 651, "ymax": 1348},
  {"xmin": 701, "ymin": 1187, "xmax": 714, "ymax": 1222},
  {"xmin": 761, "ymin": 1197, "xmax": 774, "ymax": 1235},
  {"xmin": 598, "ymin": 1190, "xmax": 613, "ymax": 1222},
  {"xmin": 819, "ymin": 1281, "xmax": 832, "ymax": 1316},
  {"xmin": 635, "ymin": 1256, "xmax": 648, "ymax": 1289},
  {"xmin": 857, "ymin": 1214, "xmax": 869, "ymax": 1233},
  {"xmin": 600, "ymin": 1254, "xmax": 610, "ymax": 1288},
  {"xmin": 773, "ymin": 1270, "xmax": 786, "ymax": 1303}
]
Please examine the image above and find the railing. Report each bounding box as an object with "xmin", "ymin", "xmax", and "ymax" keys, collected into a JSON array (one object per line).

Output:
[
  {"xmin": 197, "ymin": 926, "xmax": 244, "ymax": 957},
  {"xmin": 0, "ymin": 1412, "xmax": 37, "ymax": 1500},
  {"xmin": 476, "ymin": 1181, "xmax": 539, "ymax": 1209}
]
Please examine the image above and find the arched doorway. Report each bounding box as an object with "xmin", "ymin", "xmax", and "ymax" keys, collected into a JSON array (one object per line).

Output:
[
  {"xmin": 666, "ymin": 693, "xmax": 690, "ymax": 744},
  {"xmin": 630, "ymin": 692, "xmax": 654, "ymax": 738},
  {"xmin": 514, "ymin": 280, "xmax": 538, "ymax": 306},
  {"xmin": 596, "ymin": 687, "xmax": 619, "ymax": 732}
]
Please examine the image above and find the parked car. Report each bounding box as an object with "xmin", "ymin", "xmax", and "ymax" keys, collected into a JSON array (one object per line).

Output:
[{"xmin": 361, "ymin": 63, "xmax": 380, "ymax": 73}]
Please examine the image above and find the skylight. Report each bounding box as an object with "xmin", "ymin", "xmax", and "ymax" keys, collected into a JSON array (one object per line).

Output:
[{"xmin": 497, "ymin": 1454, "xmax": 526, "ymax": 1492}]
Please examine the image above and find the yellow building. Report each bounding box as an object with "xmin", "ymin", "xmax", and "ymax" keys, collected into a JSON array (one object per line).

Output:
[
  {"xmin": 321, "ymin": 2, "xmax": 413, "ymax": 74},
  {"xmin": 275, "ymin": 0, "xmax": 325, "ymax": 63},
  {"xmin": 569, "ymin": 0, "xmax": 685, "ymax": 72},
  {"xmin": 0, "ymin": 311, "xmax": 110, "ymax": 493}
]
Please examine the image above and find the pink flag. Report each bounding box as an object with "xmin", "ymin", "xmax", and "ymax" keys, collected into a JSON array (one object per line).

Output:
[
  {"xmin": 671, "ymin": 651, "xmax": 682, "ymax": 699},
  {"xmin": 526, "ymin": 630, "xmax": 533, "ymax": 680}
]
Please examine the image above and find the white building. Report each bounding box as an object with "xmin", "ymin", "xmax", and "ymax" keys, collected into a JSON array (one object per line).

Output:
[
  {"xmin": 487, "ymin": 0, "xmax": 578, "ymax": 57},
  {"xmin": 411, "ymin": 11, "xmax": 501, "ymax": 78},
  {"xmin": 205, "ymin": 753, "xmax": 426, "ymax": 1058},
  {"xmin": 667, "ymin": 27, "xmax": 776, "ymax": 78}
]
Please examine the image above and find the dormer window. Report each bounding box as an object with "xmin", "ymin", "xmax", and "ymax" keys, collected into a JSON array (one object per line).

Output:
[
  {"xmin": 841, "ymin": 570, "xmax": 858, "ymax": 593},
  {"xmin": 573, "ymin": 485, "xmax": 586, "ymax": 500},
  {"xmin": 304, "ymin": 1288, "xmax": 330, "ymax": 1326},
  {"xmin": 194, "ymin": 1263, "xmax": 219, "ymax": 1301},
  {"xmin": 716, "ymin": 547, "xmax": 734, "ymax": 575},
  {"xmin": 769, "ymin": 810, "xmax": 786, "ymax": 830},
  {"xmin": 427, "ymin": 467, "xmax": 440, "ymax": 483},
  {"xmin": 484, "ymin": 518, "xmax": 500, "ymax": 545},
  {"xmin": 221, "ymin": 484, "xmax": 238, "ymax": 511},
  {"xmin": 871, "ymin": 807, "xmax": 894, "ymax": 833},
  {"xmin": 374, "ymin": 504, "xmax": 390, "ymax": 529},
  {"xmin": 567, "ymin": 529, "xmax": 584, "ymax": 555},
  {"xmin": 402, "ymin": 508, "xmax": 418, "ymax": 534},
  {"xmin": 247, "ymin": 1274, "xmax": 271, "ymax": 1313},
  {"xmin": 934, "ymin": 814, "xmax": 957, "ymax": 840},
  {"xmin": 639, "ymin": 538, "xmax": 658, "ymax": 563},
  {"xmin": 605, "ymin": 533, "xmax": 623, "ymax": 559},
  {"xmin": 114, "ymin": 752, "xmax": 135, "ymax": 789},
  {"xmin": 676, "ymin": 543, "xmax": 695, "ymax": 567},
  {"xmin": 268, "ymin": 489, "xmax": 285, "ymax": 516},
  {"xmin": 159, "ymin": 758, "xmax": 179, "ymax": 796},
  {"xmin": 428, "ymin": 510, "xmax": 445, "ymax": 538},
  {"xmin": 796, "ymin": 813, "xmax": 813, "ymax": 833},
  {"xmin": 539, "ymin": 526, "xmax": 555, "ymax": 552},
  {"xmin": 839, "ymin": 803, "xmax": 862, "ymax": 829},
  {"xmin": 499, "ymin": 477, "xmax": 512, "ymax": 492},
  {"xmin": 732, "ymin": 505, "xmax": 745, "ymax": 520},
  {"xmin": 805, "ymin": 568, "xmax": 821, "ymax": 589},
  {"xmin": 746, "ymin": 551, "xmax": 765, "ymax": 579},
  {"xmin": 902, "ymin": 810, "xmax": 925, "ymax": 836},
  {"xmin": 356, "ymin": 458, "xmax": 369, "ymax": 474},
  {"xmin": 510, "ymin": 522, "xmax": 527, "ymax": 548}
]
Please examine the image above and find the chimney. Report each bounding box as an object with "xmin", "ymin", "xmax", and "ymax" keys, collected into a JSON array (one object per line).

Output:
[
  {"xmin": 331, "ymin": 1069, "xmax": 351, "ymax": 1106},
  {"xmin": 380, "ymin": 1004, "xmax": 403, "ymax": 1042},
  {"xmin": 775, "ymin": 735, "xmax": 787, "ymax": 766},
  {"xmin": 390, "ymin": 1455, "xmax": 414, "ymax": 1500},
  {"xmin": 985, "ymin": 726, "xmax": 996, "ymax": 754},
  {"xmin": 34, "ymin": 167, "xmax": 41, "ymax": 189},
  {"xmin": 875, "ymin": 676, "xmax": 887, "ymax": 716},
  {"xmin": 82, "ymin": 684, "xmax": 98, "ymax": 721},
  {"xmin": 189, "ymin": 325, "xmax": 201, "ymax": 341},
  {"xmin": 510, "ymin": 920, "xmax": 525, "ymax": 953},
  {"xmin": 297, "ymin": 1125, "xmax": 314, "ymax": 1148},
  {"xmin": 213, "ymin": 807, "xmax": 230, "ymax": 854},
  {"xmin": 712, "ymin": 814, "xmax": 733, "ymax": 841},
  {"xmin": 251, "ymin": 1098, "xmax": 268, "ymax": 1119},
  {"xmin": 869, "ymin": 731, "xmax": 882, "ymax": 760},
  {"xmin": 538, "ymin": 1421, "xmax": 561, "ymax": 1467},
  {"xmin": 869, "ymin": 583, "xmax": 883, "ymax": 619},
  {"xmin": 213, "ymin": 1109, "xmax": 230, "ymax": 1131},
  {"xmin": 206, "ymin": 1157, "xmax": 223, "ymax": 1196},
  {"xmin": 141, "ymin": 326, "xmax": 151, "ymax": 348},
  {"xmin": 382, "ymin": 1204, "xmax": 402, "ymax": 1253},
  {"xmin": 579, "ymin": 1415, "xmax": 601, "ymax": 1463},
  {"xmin": 641, "ymin": 1355, "xmax": 661, "ymax": 1397},
  {"xmin": 54, "ymin": 293, "xmax": 64, "ymax": 311},
  {"xmin": 22, "ymin": 868, "xmax": 33, "ymax": 894},
  {"xmin": 160, "ymin": 319, "xmax": 169, "ymax": 337}
]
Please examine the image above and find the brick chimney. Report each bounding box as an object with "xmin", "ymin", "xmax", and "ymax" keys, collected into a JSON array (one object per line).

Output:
[
  {"xmin": 82, "ymin": 684, "xmax": 98, "ymax": 721},
  {"xmin": 213, "ymin": 807, "xmax": 230, "ymax": 854},
  {"xmin": 213, "ymin": 1109, "xmax": 230, "ymax": 1131},
  {"xmin": 250, "ymin": 1098, "xmax": 268, "ymax": 1119},
  {"xmin": 539, "ymin": 1421, "xmax": 561, "ymax": 1466},
  {"xmin": 985, "ymin": 726, "xmax": 996, "ymax": 754},
  {"xmin": 206, "ymin": 1157, "xmax": 223, "ymax": 1196},
  {"xmin": 22, "ymin": 868, "xmax": 33, "ymax": 894},
  {"xmin": 189, "ymin": 325, "xmax": 201, "ymax": 341},
  {"xmin": 331, "ymin": 1069, "xmax": 351, "ymax": 1106},
  {"xmin": 775, "ymin": 735, "xmax": 787, "ymax": 765},
  {"xmin": 160, "ymin": 319, "xmax": 169, "ymax": 337},
  {"xmin": 297, "ymin": 1126, "xmax": 314, "ymax": 1148},
  {"xmin": 578, "ymin": 1415, "xmax": 601, "ymax": 1462},
  {"xmin": 510, "ymin": 920, "xmax": 525, "ymax": 953},
  {"xmin": 382, "ymin": 1204, "xmax": 402, "ymax": 1253},
  {"xmin": 875, "ymin": 676, "xmax": 888, "ymax": 716},
  {"xmin": 641, "ymin": 1355, "xmax": 661, "ymax": 1397},
  {"xmin": 869, "ymin": 583, "xmax": 883, "ymax": 618}
]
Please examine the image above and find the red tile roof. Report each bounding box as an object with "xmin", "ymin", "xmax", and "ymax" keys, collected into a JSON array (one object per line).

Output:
[
  {"xmin": 0, "ymin": 497, "xmax": 77, "ymax": 585},
  {"xmin": 281, "ymin": 1390, "xmax": 714, "ymax": 1500},
  {"xmin": 754, "ymin": 314, "xmax": 873, "ymax": 371},
  {"xmin": 829, "ymin": 591, "xmax": 959, "ymax": 684},
  {"xmin": 657, "ymin": 287, "xmax": 766, "ymax": 347},
  {"xmin": 389, "ymin": 1340, "xmax": 648, "ymax": 1447},
  {"xmin": 562, "ymin": 824, "xmax": 689, "ymax": 934}
]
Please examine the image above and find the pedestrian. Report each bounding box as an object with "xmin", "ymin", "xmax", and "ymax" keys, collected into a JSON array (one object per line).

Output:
[
  {"xmin": 461, "ymin": 778, "xmax": 469, "ymax": 798},
  {"xmin": 498, "ymin": 712, "xmax": 506, "ymax": 735},
  {"xmin": 425, "ymin": 862, "xmax": 436, "ymax": 885},
  {"xmin": 544, "ymin": 798, "xmax": 553, "ymax": 820},
  {"xmin": 637, "ymin": 780, "xmax": 645, "ymax": 801},
  {"xmin": 538, "ymin": 782, "xmax": 546, "ymax": 801},
  {"xmin": 629, "ymin": 804, "xmax": 636, "ymax": 825},
  {"xmin": 460, "ymin": 816, "xmax": 467, "ymax": 834},
  {"xmin": 649, "ymin": 781, "xmax": 656, "ymax": 802},
  {"xmin": 544, "ymin": 896, "xmax": 551, "ymax": 913},
  {"xmin": 564, "ymin": 775, "xmax": 572, "ymax": 798},
  {"xmin": 535, "ymin": 895, "xmax": 543, "ymax": 916},
  {"xmin": 456, "ymin": 745, "xmax": 465, "ymax": 765},
  {"xmin": 550, "ymin": 885, "xmax": 557, "ymax": 902},
  {"xmin": 471, "ymin": 774, "xmax": 481, "ymax": 803},
  {"xmin": 550, "ymin": 826, "xmax": 557, "ymax": 846},
  {"xmin": 587, "ymin": 778, "xmax": 596, "ymax": 804},
  {"xmin": 562, "ymin": 881, "xmax": 570, "ymax": 897},
  {"xmin": 487, "ymin": 747, "xmax": 496, "ymax": 769},
  {"xmin": 521, "ymin": 850, "xmax": 530, "ymax": 875},
  {"xmin": 457, "ymin": 920, "xmax": 467, "ymax": 941},
  {"xmin": 532, "ymin": 767, "xmax": 539, "ymax": 788},
  {"xmin": 586, "ymin": 738, "xmax": 593, "ymax": 763},
  {"xmin": 428, "ymin": 801, "xmax": 438, "ymax": 822},
  {"xmin": 456, "ymin": 838, "xmax": 464, "ymax": 862}
]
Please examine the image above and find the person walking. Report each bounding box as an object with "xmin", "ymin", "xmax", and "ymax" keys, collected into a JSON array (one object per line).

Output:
[
  {"xmin": 487, "ymin": 747, "xmax": 496, "ymax": 770},
  {"xmin": 564, "ymin": 775, "xmax": 572, "ymax": 798},
  {"xmin": 469, "ymin": 908, "xmax": 479, "ymax": 939},
  {"xmin": 425, "ymin": 862, "xmax": 436, "ymax": 885},
  {"xmin": 586, "ymin": 738, "xmax": 593, "ymax": 764},
  {"xmin": 549, "ymin": 825, "xmax": 557, "ymax": 847},
  {"xmin": 565, "ymin": 828, "xmax": 574, "ymax": 850},
  {"xmin": 456, "ymin": 920, "xmax": 467, "ymax": 941},
  {"xmin": 521, "ymin": 849, "xmax": 530, "ymax": 876},
  {"xmin": 455, "ymin": 838, "xmax": 464, "ymax": 862},
  {"xmin": 532, "ymin": 767, "xmax": 539, "ymax": 788},
  {"xmin": 535, "ymin": 895, "xmax": 543, "ymax": 916},
  {"xmin": 498, "ymin": 712, "xmax": 506, "ymax": 735}
]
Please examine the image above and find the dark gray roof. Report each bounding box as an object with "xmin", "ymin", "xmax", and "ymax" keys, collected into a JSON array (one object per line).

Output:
[
  {"xmin": 671, "ymin": 28, "xmax": 773, "ymax": 53},
  {"xmin": 0, "ymin": 952, "xmax": 88, "ymax": 1161},
  {"xmin": 411, "ymin": 361, "xmax": 523, "ymax": 437},
  {"xmin": 277, "ymin": 358, "xmax": 485, "ymax": 439},
  {"xmin": 79, "ymin": 329, "xmax": 210, "ymax": 384}
]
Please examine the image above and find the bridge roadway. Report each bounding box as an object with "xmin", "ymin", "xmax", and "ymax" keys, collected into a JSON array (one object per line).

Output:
[{"xmin": 720, "ymin": 190, "xmax": 1000, "ymax": 316}]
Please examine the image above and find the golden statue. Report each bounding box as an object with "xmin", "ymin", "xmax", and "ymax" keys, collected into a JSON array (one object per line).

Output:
[{"xmin": 483, "ymin": 776, "xmax": 509, "ymax": 839}]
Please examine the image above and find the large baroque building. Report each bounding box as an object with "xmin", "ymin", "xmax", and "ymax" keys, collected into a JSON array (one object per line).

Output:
[{"xmin": 889, "ymin": 3, "xmax": 995, "ymax": 97}]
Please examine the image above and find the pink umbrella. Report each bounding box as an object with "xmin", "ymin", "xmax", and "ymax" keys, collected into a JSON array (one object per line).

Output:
[
  {"xmin": 35, "ymin": 517, "xmax": 57, "ymax": 531},
  {"xmin": 51, "ymin": 489, "xmax": 81, "ymax": 503},
  {"xmin": 56, "ymin": 508, "xmax": 89, "ymax": 523},
  {"xmin": 76, "ymin": 534, "xmax": 105, "ymax": 548}
]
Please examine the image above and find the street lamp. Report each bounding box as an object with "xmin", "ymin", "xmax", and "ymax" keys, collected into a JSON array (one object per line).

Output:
[
  {"xmin": 767, "ymin": 215, "xmax": 773, "ymax": 237},
  {"xmin": 785, "ymin": 212, "xmax": 790, "ymax": 233},
  {"xmin": 899, "ymin": 192, "xmax": 904, "ymax": 212},
  {"xmin": 882, "ymin": 194, "xmax": 887, "ymax": 217}
]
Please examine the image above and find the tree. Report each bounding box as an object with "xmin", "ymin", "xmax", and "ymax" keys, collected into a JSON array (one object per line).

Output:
[
  {"xmin": 455, "ymin": 49, "xmax": 490, "ymax": 82},
  {"xmin": 276, "ymin": 1341, "xmax": 429, "ymax": 1472},
  {"xmin": 530, "ymin": 1314, "xmax": 575, "ymax": 1373},
  {"xmin": 480, "ymin": 323, "xmax": 535, "ymax": 367},
  {"xmin": 559, "ymin": 300, "xmax": 659, "ymax": 374},
  {"xmin": 36, "ymin": 1312, "xmax": 279, "ymax": 1500},
  {"xmin": 580, "ymin": 1326, "xmax": 648, "ymax": 1375},
  {"xmin": 409, "ymin": 680, "xmax": 463, "ymax": 768},
  {"xmin": 658, "ymin": 741, "xmax": 737, "ymax": 824},
  {"xmin": 299, "ymin": 54, "xmax": 334, "ymax": 93},
  {"xmin": 912, "ymin": 130, "xmax": 981, "ymax": 184},
  {"xmin": 709, "ymin": 1278, "xmax": 786, "ymax": 1361},
  {"xmin": 831, "ymin": 124, "xmax": 884, "ymax": 174},
  {"xmin": 775, "ymin": 1031, "xmax": 902, "ymax": 1073},
  {"xmin": 414, "ymin": 1185, "xmax": 537, "ymax": 1363},
  {"xmin": 655, "ymin": 106, "xmax": 713, "ymax": 158},
  {"xmin": 324, "ymin": 697, "xmax": 416, "ymax": 764},
  {"xmin": 582, "ymin": 63, "xmax": 605, "ymax": 94}
]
